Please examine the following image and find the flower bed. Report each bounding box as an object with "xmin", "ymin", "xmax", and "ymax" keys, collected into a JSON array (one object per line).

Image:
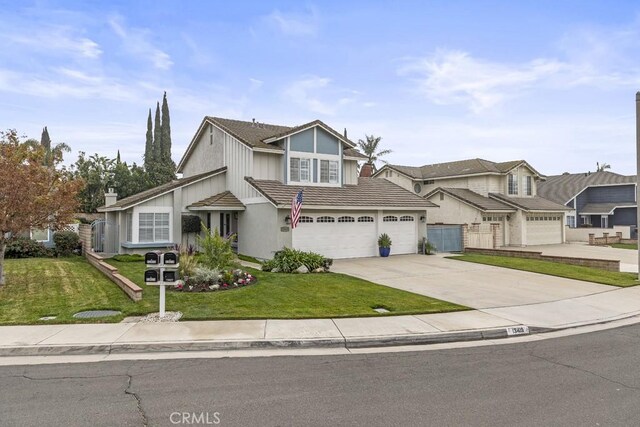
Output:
[{"xmin": 172, "ymin": 269, "xmax": 257, "ymax": 292}]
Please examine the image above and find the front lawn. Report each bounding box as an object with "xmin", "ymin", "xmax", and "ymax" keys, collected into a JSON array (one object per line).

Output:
[
  {"xmin": 610, "ymin": 243, "xmax": 637, "ymax": 250},
  {"xmin": 450, "ymin": 254, "xmax": 639, "ymax": 287},
  {"xmin": 0, "ymin": 257, "xmax": 467, "ymax": 325}
]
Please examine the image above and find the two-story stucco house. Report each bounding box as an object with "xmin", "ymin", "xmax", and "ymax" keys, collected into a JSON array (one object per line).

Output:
[
  {"xmin": 537, "ymin": 171, "xmax": 637, "ymax": 231},
  {"xmin": 98, "ymin": 117, "xmax": 437, "ymax": 259},
  {"xmin": 373, "ymin": 158, "xmax": 570, "ymax": 249}
]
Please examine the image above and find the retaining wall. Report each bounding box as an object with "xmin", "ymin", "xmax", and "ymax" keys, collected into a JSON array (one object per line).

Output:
[{"xmin": 85, "ymin": 251, "xmax": 143, "ymax": 301}]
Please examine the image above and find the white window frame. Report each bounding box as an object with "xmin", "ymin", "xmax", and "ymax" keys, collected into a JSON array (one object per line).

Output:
[
  {"xmin": 581, "ymin": 215, "xmax": 591, "ymax": 226},
  {"xmin": 508, "ymin": 174, "xmax": 518, "ymax": 195},
  {"xmin": 126, "ymin": 212, "xmax": 133, "ymax": 242},
  {"xmin": 286, "ymin": 128, "xmax": 342, "ymax": 187},
  {"xmin": 320, "ymin": 159, "xmax": 339, "ymax": 184},
  {"xmin": 523, "ymin": 175, "xmax": 532, "ymax": 196},
  {"xmin": 289, "ymin": 157, "xmax": 311, "ymax": 183},
  {"xmin": 132, "ymin": 206, "xmax": 172, "ymax": 243},
  {"xmin": 30, "ymin": 228, "xmax": 50, "ymax": 242},
  {"xmin": 566, "ymin": 215, "xmax": 576, "ymax": 228},
  {"xmin": 601, "ymin": 215, "xmax": 608, "ymax": 228}
]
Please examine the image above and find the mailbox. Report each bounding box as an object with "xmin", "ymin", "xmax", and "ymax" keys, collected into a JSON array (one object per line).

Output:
[
  {"xmin": 144, "ymin": 269, "xmax": 160, "ymax": 283},
  {"xmin": 162, "ymin": 270, "xmax": 177, "ymax": 282},
  {"xmin": 145, "ymin": 251, "xmax": 162, "ymax": 265},
  {"xmin": 163, "ymin": 251, "xmax": 179, "ymax": 265}
]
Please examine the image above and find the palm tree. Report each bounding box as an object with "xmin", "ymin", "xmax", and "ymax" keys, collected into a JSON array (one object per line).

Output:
[
  {"xmin": 596, "ymin": 162, "xmax": 611, "ymax": 172},
  {"xmin": 357, "ymin": 135, "xmax": 392, "ymax": 171}
]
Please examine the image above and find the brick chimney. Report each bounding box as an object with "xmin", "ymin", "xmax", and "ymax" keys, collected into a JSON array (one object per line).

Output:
[
  {"xmin": 359, "ymin": 163, "xmax": 374, "ymax": 178},
  {"xmin": 105, "ymin": 188, "xmax": 118, "ymax": 207}
]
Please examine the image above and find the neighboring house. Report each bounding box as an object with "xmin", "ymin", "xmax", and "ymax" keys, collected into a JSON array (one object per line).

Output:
[
  {"xmin": 373, "ymin": 158, "xmax": 570, "ymax": 249},
  {"xmin": 537, "ymin": 171, "xmax": 637, "ymax": 230},
  {"xmin": 98, "ymin": 117, "xmax": 437, "ymax": 259}
]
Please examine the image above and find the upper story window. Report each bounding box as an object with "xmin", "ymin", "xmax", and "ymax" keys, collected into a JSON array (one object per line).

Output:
[
  {"xmin": 414, "ymin": 183, "xmax": 422, "ymax": 194},
  {"xmin": 523, "ymin": 176, "xmax": 532, "ymax": 196},
  {"xmin": 508, "ymin": 174, "xmax": 518, "ymax": 195},
  {"xmin": 320, "ymin": 160, "xmax": 339, "ymax": 184},
  {"xmin": 290, "ymin": 157, "xmax": 310, "ymax": 183}
]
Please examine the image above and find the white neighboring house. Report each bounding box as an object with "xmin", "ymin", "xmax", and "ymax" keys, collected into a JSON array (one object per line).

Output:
[
  {"xmin": 373, "ymin": 158, "xmax": 571, "ymax": 249},
  {"xmin": 98, "ymin": 117, "xmax": 437, "ymax": 259}
]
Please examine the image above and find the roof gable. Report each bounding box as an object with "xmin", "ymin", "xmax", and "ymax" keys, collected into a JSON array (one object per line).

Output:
[{"xmin": 537, "ymin": 171, "xmax": 636, "ymax": 205}]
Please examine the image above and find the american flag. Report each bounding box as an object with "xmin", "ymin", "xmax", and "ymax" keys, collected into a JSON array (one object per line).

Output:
[{"xmin": 291, "ymin": 189, "xmax": 303, "ymax": 229}]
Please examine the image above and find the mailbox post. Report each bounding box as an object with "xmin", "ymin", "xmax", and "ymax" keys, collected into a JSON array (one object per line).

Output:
[{"xmin": 145, "ymin": 251, "xmax": 180, "ymax": 318}]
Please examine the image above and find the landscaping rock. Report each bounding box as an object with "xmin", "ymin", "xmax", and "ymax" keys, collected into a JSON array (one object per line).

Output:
[{"xmin": 140, "ymin": 311, "xmax": 183, "ymax": 323}]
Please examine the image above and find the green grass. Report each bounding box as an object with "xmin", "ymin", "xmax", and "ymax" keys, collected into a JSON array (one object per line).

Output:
[
  {"xmin": 610, "ymin": 243, "xmax": 637, "ymax": 250},
  {"xmin": 450, "ymin": 254, "xmax": 640, "ymax": 287},
  {"xmin": 237, "ymin": 254, "xmax": 261, "ymax": 264},
  {"xmin": 0, "ymin": 257, "xmax": 467, "ymax": 325}
]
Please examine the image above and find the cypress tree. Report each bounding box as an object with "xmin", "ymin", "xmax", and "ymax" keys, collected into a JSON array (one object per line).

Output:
[
  {"xmin": 160, "ymin": 91, "xmax": 171, "ymax": 163},
  {"xmin": 152, "ymin": 102, "xmax": 162, "ymax": 167},
  {"xmin": 116, "ymin": 150, "xmax": 121, "ymax": 164},
  {"xmin": 40, "ymin": 126, "xmax": 51, "ymax": 166},
  {"xmin": 144, "ymin": 109, "xmax": 153, "ymax": 167}
]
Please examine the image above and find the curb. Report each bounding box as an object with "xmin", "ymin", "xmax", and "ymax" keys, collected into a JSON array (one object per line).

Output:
[{"xmin": 0, "ymin": 326, "xmax": 538, "ymax": 357}]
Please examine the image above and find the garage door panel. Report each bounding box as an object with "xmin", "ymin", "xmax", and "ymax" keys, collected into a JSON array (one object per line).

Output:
[
  {"xmin": 526, "ymin": 215, "xmax": 563, "ymax": 245},
  {"xmin": 380, "ymin": 215, "xmax": 417, "ymax": 255}
]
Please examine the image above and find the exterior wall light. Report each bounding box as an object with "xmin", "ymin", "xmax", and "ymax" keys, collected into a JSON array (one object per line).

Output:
[{"xmin": 284, "ymin": 215, "xmax": 291, "ymax": 225}]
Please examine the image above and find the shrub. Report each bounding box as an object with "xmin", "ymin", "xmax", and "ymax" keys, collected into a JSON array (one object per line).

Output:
[
  {"xmin": 261, "ymin": 248, "xmax": 331, "ymax": 273},
  {"xmin": 182, "ymin": 215, "xmax": 202, "ymax": 234},
  {"xmin": 179, "ymin": 252, "xmax": 199, "ymax": 279},
  {"xmin": 53, "ymin": 231, "xmax": 80, "ymax": 257},
  {"xmin": 197, "ymin": 223, "xmax": 239, "ymax": 270},
  {"xmin": 378, "ymin": 233, "xmax": 392, "ymax": 248},
  {"xmin": 111, "ymin": 254, "xmax": 144, "ymax": 262},
  {"xmin": 192, "ymin": 267, "xmax": 220, "ymax": 286},
  {"xmin": 4, "ymin": 236, "xmax": 50, "ymax": 258}
]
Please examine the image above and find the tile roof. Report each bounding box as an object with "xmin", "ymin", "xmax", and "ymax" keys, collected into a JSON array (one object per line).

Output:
[
  {"xmin": 536, "ymin": 171, "xmax": 637, "ymax": 205},
  {"xmin": 208, "ymin": 117, "xmax": 290, "ymax": 151},
  {"xmin": 343, "ymin": 148, "xmax": 368, "ymax": 159},
  {"xmin": 385, "ymin": 158, "xmax": 533, "ymax": 180},
  {"xmin": 245, "ymin": 177, "xmax": 438, "ymax": 209},
  {"xmin": 187, "ymin": 191, "xmax": 245, "ymax": 210},
  {"xmin": 580, "ymin": 202, "xmax": 637, "ymax": 215},
  {"xmin": 488, "ymin": 193, "xmax": 572, "ymax": 212},
  {"xmin": 98, "ymin": 168, "xmax": 227, "ymax": 211},
  {"xmin": 428, "ymin": 188, "xmax": 516, "ymax": 212}
]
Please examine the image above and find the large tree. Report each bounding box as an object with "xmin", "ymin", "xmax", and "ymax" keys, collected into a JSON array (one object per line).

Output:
[
  {"xmin": 144, "ymin": 109, "xmax": 153, "ymax": 168},
  {"xmin": 73, "ymin": 152, "xmax": 115, "ymax": 213},
  {"xmin": 153, "ymin": 102, "xmax": 162, "ymax": 167},
  {"xmin": 357, "ymin": 134, "xmax": 392, "ymax": 171},
  {"xmin": 0, "ymin": 130, "xmax": 82, "ymax": 285}
]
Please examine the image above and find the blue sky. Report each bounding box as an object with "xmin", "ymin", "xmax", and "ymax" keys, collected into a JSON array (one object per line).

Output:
[{"xmin": 3, "ymin": 0, "xmax": 640, "ymax": 175}]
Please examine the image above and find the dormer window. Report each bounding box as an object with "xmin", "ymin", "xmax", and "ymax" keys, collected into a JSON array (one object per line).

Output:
[
  {"xmin": 290, "ymin": 157, "xmax": 310, "ymax": 183},
  {"xmin": 508, "ymin": 174, "xmax": 518, "ymax": 195}
]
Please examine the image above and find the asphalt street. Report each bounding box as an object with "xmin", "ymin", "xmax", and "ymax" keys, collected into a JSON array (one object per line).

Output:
[{"xmin": 2, "ymin": 324, "xmax": 640, "ymax": 426}]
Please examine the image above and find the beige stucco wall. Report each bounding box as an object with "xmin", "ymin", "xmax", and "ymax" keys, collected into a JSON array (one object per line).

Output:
[
  {"xmin": 425, "ymin": 193, "xmax": 483, "ymax": 224},
  {"xmin": 238, "ymin": 202, "xmax": 282, "ymax": 259},
  {"xmin": 253, "ymin": 152, "xmax": 283, "ymax": 181},
  {"xmin": 384, "ymin": 172, "xmax": 414, "ymax": 191},
  {"xmin": 181, "ymin": 124, "xmax": 225, "ymax": 178},
  {"xmin": 508, "ymin": 210, "xmax": 525, "ymax": 246},
  {"xmin": 344, "ymin": 160, "xmax": 358, "ymax": 185},
  {"xmin": 181, "ymin": 174, "xmax": 227, "ymax": 209}
]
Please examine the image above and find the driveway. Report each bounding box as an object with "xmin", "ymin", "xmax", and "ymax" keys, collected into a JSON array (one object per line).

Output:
[
  {"xmin": 501, "ymin": 243, "xmax": 638, "ymax": 273},
  {"xmin": 332, "ymin": 254, "xmax": 613, "ymax": 310}
]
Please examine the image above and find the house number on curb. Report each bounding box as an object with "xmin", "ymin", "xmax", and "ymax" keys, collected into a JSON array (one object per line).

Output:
[
  {"xmin": 506, "ymin": 326, "xmax": 530, "ymax": 336},
  {"xmin": 144, "ymin": 251, "xmax": 180, "ymax": 318}
]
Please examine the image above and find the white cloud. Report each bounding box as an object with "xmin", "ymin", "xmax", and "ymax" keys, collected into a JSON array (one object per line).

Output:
[
  {"xmin": 265, "ymin": 7, "xmax": 319, "ymax": 36},
  {"xmin": 399, "ymin": 50, "xmax": 566, "ymax": 113},
  {"xmin": 283, "ymin": 76, "xmax": 335, "ymax": 115},
  {"xmin": 108, "ymin": 15, "xmax": 173, "ymax": 70},
  {"xmin": 4, "ymin": 26, "xmax": 101, "ymax": 59}
]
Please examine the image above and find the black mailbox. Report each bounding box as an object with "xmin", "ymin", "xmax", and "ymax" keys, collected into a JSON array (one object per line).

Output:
[
  {"xmin": 145, "ymin": 251, "xmax": 162, "ymax": 265},
  {"xmin": 163, "ymin": 270, "xmax": 177, "ymax": 282},
  {"xmin": 163, "ymin": 251, "xmax": 179, "ymax": 265},
  {"xmin": 144, "ymin": 269, "xmax": 160, "ymax": 283}
]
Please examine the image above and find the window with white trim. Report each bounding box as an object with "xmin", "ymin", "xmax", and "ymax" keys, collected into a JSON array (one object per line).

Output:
[
  {"xmin": 139, "ymin": 212, "xmax": 170, "ymax": 242},
  {"xmin": 30, "ymin": 228, "xmax": 50, "ymax": 242},
  {"xmin": 320, "ymin": 160, "xmax": 339, "ymax": 184},
  {"xmin": 523, "ymin": 176, "xmax": 532, "ymax": 196},
  {"xmin": 338, "ymin": 216, "xmax": 355, "ymax": 223},
  {"xmin": 508, "ymin": 174, "xmax": 518, "ymax": 195},
  {"xmin": 299, "ymin": 216, "xmax": 313, "ymax": 223},
  {"xmin": 400, "ymin": 215, "xmax": 414, "ymax": 222},
  {"xmin": 317, "ymin": 216, "xmax": 335, "ymax": 223},
  {"xmin": 290, "ymin": 157, "xmax": 311, "ymax": 183},
  {"xmin": 383, "ymin": 216, "xmax": 398, "ymax": 222},
  {"xmin": 581, "ymin": 215, "xmax": 591, "ymax": 225},
  {"xmin": 358, "ymin": 216, "xmax": 374, "ymax": 223}
]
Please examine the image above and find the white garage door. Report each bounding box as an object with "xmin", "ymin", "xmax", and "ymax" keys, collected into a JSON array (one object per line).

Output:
[
  {"xmin": 526, "ymin": 214, "xmax": 563, "ymax": 245},
  {"xmin": 292, "ymin": 214, "xmax": 378, "ymax": 259},
  {"xmin": 380, "ymin": 215, "xmax": 417, "ymax": 255}
]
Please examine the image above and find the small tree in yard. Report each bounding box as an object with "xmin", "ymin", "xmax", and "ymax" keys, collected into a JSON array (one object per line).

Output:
[
  {"xmin": 197, "ymin": 223, "xmax": 239, "ymax": 271},
  {"xmin": 0, "ymin": 130, "xmax": 82, "ymax": 285}
]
